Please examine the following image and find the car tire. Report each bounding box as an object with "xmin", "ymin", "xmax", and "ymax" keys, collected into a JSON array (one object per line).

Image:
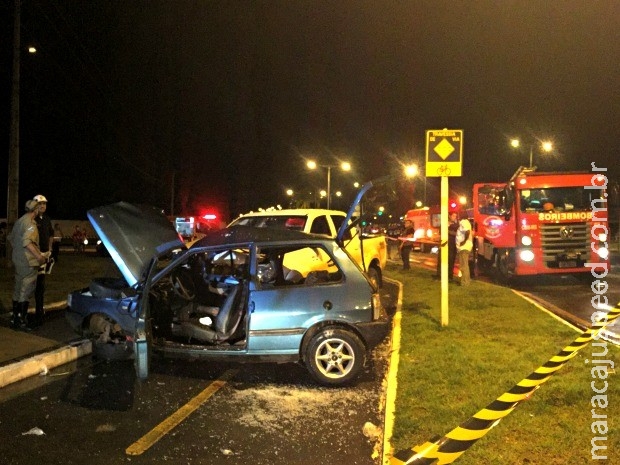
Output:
[
  {"xmin": 366, "ymin": 266, "xmax": 382, "ymax": 288},
  {"xmin": 305, "ymin": 327, "xmax": 365, "ymax": 386}
]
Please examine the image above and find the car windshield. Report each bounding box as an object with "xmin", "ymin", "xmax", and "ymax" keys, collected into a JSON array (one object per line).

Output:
[{"xmin": 519, "ymin": 187, "xmax": 604, "ymax": 212}]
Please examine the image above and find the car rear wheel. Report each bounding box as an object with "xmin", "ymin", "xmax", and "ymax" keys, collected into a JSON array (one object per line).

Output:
[{"xmin": 305, "ymin": 327, "xmax": 365, "ymax": 386}]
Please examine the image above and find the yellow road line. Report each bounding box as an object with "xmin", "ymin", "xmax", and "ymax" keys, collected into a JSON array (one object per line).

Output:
[
  {"xmin": 126, "ymin": 369, "xmax": 238, "ymax": 456},
  {"xmin": 382, "ymin": 277, "xmax": 403, "ymax": 465}
]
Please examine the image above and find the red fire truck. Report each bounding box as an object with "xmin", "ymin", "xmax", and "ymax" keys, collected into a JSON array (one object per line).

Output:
[
  {"xmin": 472, "ymin": 166, "xmax": 609, "ymax": 280},
  {"xmin": 404, "ymin": 201, "xmax": 462, "ymax": 252}
]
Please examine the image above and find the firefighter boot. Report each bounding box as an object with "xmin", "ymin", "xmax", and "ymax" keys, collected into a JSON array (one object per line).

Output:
[
  {"xmin": 10, "ymin": 301, "xmax": 20, "ymax": 330},
  {"xmin": 18, "ymin": 302, "xmax": 32, "ymax": 332}
]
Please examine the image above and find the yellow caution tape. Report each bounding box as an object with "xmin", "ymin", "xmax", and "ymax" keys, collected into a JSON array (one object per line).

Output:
[{"xmin": 390, "ymin": 304, "xmax": 620, "ymax": 464}]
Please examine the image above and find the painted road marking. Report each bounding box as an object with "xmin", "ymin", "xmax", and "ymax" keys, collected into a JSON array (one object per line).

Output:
[
  {"xmin": 389, "ymin": 304, "xmax": 620, "ymax": 464},
  {"xmin": 126, "ymin": 369, "xmax": 238, "ymax": 456},
  {"xmin": 382, "ymin": 278, "xmax": 403, "ymax": 464}
]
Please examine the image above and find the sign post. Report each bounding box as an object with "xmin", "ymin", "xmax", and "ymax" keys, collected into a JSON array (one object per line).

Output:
[{"xmin": 425, "ymin": 129, "xmax": 463, "ymax": 326}]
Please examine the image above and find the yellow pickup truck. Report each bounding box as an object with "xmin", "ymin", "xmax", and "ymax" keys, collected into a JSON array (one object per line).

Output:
[{"xmin": 229, "ymin": 208, "xmax": 388, "ymax": 288}]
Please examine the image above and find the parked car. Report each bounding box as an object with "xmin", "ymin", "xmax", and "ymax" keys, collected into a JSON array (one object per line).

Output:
[
  {"xmin": 229, "ymin": 208, "xmax": 387, "ymax": 288},
  {"xmin": 66, "ymin": 198, "xmax": 389, "ymax": 386}
]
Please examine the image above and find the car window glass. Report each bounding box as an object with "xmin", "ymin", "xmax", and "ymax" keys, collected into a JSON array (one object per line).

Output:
[
  {"xmin": 309, "ymin": 215, "xmax": 331, "ymax": 236},
  {"xmin": 330, "ymin": 214, "xmax": 352, "ymax": 240},
  {"xmin": 256, "ymin": 245, "xmax": 342, "ymax": 288}
]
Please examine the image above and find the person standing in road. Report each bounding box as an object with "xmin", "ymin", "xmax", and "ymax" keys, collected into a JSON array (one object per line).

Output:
[
  {"xmin": 7, "ymin": 200, "xmax": 50, "ymax": 331},
  {"xmin": 33, "ymin": 194, "xmax": 54, "ymax": 328},
  {"xmin": 455, "ymin": 215, "xmax": 473, "ymax": 286},
  {"xmin": 399, "ymin": 219, "xmax": 415, "ymax": 270}
]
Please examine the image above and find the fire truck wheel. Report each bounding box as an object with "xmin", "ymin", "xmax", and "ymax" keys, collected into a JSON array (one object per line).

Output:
[{"xmin": 494, "ymin": 251, "xmax": 515, "ymax": 282}]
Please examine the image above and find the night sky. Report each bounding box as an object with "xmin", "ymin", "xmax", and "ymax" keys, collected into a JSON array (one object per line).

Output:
[{"xmin": 1, "ymin": 1, "xmax": 619, "ymax": 221}]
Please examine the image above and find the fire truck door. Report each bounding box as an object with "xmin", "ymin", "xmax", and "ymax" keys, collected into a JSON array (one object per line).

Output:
[{"xmin": 473, "ymin": 184, "xmax": 516, "ymax": 255}]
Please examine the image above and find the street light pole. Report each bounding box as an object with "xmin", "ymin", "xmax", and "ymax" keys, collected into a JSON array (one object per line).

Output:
[
  {"xmin": 7, "ymin": 0, "xmax": 21, "ymax": 233},
  {"xmin": 326, "ymin": 166, "xmax": 332, "ymax": 209},
  {"xmin": 306, "ymin": 160, "xmax": 350, "ymax": 210},
  {"xmin": 510, "ymin": 138, "xmax": 553, "ymax": 169}
]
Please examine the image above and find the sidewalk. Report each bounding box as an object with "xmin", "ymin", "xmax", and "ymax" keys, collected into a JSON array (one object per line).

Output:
[{"xmin": 0, "ymin": 301, "xmax": 92, "ymax": 388}]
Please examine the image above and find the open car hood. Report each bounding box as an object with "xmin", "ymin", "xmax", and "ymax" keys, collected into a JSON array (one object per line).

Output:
[
  {"xmin": 88, "ymin": 202, "xmax": 186, "ymax": 287},
  {"xmin": 336, "ymin": 180, "xmax": 376, "ymax": 245}
]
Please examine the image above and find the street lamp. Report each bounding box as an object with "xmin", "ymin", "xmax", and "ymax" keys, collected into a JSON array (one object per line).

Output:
[
  {"xmin": 7, "ymin": 0, "xmax": 38, "ymax": 260},
  {"xmin": 510, "ymin": 138, "xmax": 553, "ymax": 168},
  {"xmin": 306, "ymin": 160, "xmax": 351, "ymax": 209},
  {"xmin": 404, "ymin": 163, "xmax": 426, "ymax": 204}
]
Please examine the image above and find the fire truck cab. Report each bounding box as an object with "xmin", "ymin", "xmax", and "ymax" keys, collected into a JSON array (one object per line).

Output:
[{"xmin": 473, "ymin": 166, "xmax": 609, "ymax": 280}]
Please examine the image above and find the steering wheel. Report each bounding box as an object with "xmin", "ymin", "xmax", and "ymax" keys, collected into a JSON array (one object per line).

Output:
[{"xmin": 171, "ymin": 268, "xmax": 196, "ymax": 300}]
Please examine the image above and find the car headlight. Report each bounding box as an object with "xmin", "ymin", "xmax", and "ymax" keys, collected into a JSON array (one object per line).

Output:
[
  {"xmin": 521, "ymin": 235, "xmax": 532, "ymax": 246},
  {"xmin": 519, "ymin": 250, "xmax": 535, "ymax": 262}
]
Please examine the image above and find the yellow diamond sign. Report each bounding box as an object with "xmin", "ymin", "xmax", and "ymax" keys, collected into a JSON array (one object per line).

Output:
[
  {"xmin": 434, "ymin": 138, "xmax": 456, "ymax": 159},
  {"xmin": 426, "ymin": 129, "xmax": 463, "ymax": 177}
]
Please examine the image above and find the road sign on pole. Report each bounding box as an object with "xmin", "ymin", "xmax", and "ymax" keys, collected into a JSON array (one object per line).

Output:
[
  {"xmin": 425, "ymin": 129, "xmax": 463, "ymax": 326},
  {"xmin": 425, "ymin": 129, "xmax": 463, "ymax": 177}
]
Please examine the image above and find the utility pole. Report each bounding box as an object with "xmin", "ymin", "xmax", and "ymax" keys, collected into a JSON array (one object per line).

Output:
[{"xmin": 6, "ymin": 0, "xmax": 21, "ymax": 266}]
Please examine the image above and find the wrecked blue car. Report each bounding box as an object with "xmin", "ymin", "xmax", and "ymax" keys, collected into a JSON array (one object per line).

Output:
[{"xmin": 66, "ymin": 187, "xmax": 389, "ymax": 386}]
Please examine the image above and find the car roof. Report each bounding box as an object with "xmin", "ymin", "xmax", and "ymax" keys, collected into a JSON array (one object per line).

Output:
[
  {"xmin": 191, "ymin": 225, "xmax": 329, "ymax": 248},
  {"xmin": 232, "ymin": 208, "xmax": 345, "ymax": 218}
]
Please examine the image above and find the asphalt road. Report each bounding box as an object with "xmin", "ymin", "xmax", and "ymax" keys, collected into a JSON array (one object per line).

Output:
[{"xmin": 0, "ymin": 282, "xmax": 399, "ymax": 465}]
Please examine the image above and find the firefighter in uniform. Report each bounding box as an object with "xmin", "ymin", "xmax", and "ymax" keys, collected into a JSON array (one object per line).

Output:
[{"xmin": 7, "ymin": 199, "xmax": 49, "ymax": 331}]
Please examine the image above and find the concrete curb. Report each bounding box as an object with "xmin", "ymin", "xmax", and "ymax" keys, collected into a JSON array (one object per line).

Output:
[{"xmin": 0, "ymin": 339, "xmax": 92, "ymax": 389}]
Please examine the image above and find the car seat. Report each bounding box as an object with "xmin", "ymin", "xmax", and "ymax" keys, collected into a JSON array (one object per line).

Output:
[{"xmin": 179, "ymin": 285, "xmax": 244, "ymax": 343}]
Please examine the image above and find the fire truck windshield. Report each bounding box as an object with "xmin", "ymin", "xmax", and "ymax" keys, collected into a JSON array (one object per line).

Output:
[{"xmin": 519, "ymin": 187, "xmax": 603, "ymax": 213}]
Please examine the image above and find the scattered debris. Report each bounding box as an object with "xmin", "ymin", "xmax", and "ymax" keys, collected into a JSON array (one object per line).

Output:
[
  {"xmin": 39, "ymin": 365, "xmax": 48, "ymax": 376},
  {"xmin": 362, "ymin": 421, "xmax": 381, "ymax": 440},
  {"xmin": 221, "ymin": 449, "xmax": 235, "ymax": 456},
  {"xmin": 22, "ymin": 427, "xmax": 45, "ymax": 436},
  {"xmin": 96, "ymin": 424, "xmax": 116, "ymax": 432}
]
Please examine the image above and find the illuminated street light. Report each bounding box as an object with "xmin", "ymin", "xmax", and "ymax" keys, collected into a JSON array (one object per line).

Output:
[
  {"xmin": 404, "ymin": 162, "xmax": 426, "ymax": 204},
  {"xmin": 286, "ymin": 188, "xmax": 293, "ymax": 196},
  {"xmin": 306, "ymin": 159, "xmax": 352, "ymax": 209},
  {"xmin": 510, "ymin": 138, "xmax": 554, "ymax": 168},
  {"xmin": 404, "ymin": 164, "xmax": 419, "ymax": 178}
]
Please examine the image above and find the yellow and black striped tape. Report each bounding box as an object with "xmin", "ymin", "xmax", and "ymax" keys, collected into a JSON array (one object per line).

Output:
[{"xmin": 390, "ymin": 303, "xmax": 620, "ymax": 465}]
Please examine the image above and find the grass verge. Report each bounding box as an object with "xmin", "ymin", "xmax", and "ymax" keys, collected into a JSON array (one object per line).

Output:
[{"xmin": 387, "ymin": 263, "xmax": 619, "ymax": 464}]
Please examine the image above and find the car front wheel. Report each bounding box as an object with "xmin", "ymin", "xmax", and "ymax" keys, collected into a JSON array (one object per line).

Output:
[{"xmin": 305, "ymin": 327, "xmax": 365, "ymax": 386}]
